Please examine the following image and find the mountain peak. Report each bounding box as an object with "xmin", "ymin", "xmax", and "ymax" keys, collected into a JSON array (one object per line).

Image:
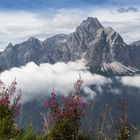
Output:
[
  {"xmin": 0, "ymin": 17, "xmax": 140, "ymax": 74},
  {"xmin": 28, "ymin": 36, "xmax": 39, "ymax": 43},
  {"xmin": 86, "ymin": 17, "xmax": 101, "ymax": 24},
  {"xmin": 5, "ymin": 43, "xmax": 13, "ymax": 49},
  {"xmin": 76, "ymin": 17, "xmax": 103, "ymax": 32}
]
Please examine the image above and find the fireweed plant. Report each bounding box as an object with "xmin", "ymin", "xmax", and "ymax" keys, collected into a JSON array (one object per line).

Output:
[
  {"xmin": 0, "ymin": 79, "xmax": 21, "ymax": 138},
  {"xmin": 43, "ymin": 77, "xmax": 87, "ymax": 140}
]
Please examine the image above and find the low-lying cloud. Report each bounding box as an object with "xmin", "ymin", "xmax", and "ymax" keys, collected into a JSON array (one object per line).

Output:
[
  {"xmin": 0, "ymin": 60, "xmax": 111, "ymax": 103},
  {"xmin": 1, "ymin": 59, "xmax": 139, "ymax": 104},
  {"xmin": 121, "ymin": 75, "xmax": 140, "ymax": 88}
]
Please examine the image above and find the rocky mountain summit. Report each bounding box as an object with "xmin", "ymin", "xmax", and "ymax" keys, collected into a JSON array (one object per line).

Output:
[{"xmin": 0, "ymin": 17, "xmax": 140, "ymax": 75}]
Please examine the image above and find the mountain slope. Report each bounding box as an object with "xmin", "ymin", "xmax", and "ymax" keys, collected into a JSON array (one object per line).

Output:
[{"xmin": 0, "ymin": 17, "xmax": 140, "ymax": 75}]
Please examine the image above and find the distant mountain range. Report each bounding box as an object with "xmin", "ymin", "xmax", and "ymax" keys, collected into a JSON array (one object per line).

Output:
[{"xmin": 0, "ymin": 17, "xmax": 140, "ymax": 75}]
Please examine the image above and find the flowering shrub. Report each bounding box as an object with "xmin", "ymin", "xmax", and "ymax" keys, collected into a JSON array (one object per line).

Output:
[
  {"xmin": 43, "ymin": 77, "xmax": 87, "ymax": 140},
  {"xmin": 117, "ymin": 97, "xmax": 129, "ymax": 140},
  {"xmin": 0, "ymin": 79, "xmax": 21, "ymax": 138}
]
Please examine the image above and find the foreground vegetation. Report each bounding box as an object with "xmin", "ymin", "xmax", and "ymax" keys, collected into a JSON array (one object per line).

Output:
[{"xmin": 0, "ymin": 78, "xmax": 140, "ymax": 140}]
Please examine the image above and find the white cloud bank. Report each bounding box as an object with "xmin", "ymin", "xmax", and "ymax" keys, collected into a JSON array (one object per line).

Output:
[
  {"xmin": 121, "ymin": 75, "xmax": 140, "ymax": 88},
  {"xmin": 0, "ymin": 60, "xmax": 111, "ymax": 103},
  {"xmin": 0, "ymin": 7, "xmax": 140, "ymax": 49}
]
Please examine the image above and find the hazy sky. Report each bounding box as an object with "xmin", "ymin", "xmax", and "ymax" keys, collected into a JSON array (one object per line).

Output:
[{"xmin": 0, "ymin": 0, "xmax": 140, "ymax": 50}]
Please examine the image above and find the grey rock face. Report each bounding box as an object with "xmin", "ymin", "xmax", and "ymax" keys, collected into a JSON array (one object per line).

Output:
[
  {"xmin": 0, "ymin": 17, "xmax": 140, "ymax": 75},
  {"xmin": 0, "ymin": 37, "xmax": 42, "ymax": 69},
  {"xmin": 131, "ymin": 40, "xmax": 140, "ymax": 46}
]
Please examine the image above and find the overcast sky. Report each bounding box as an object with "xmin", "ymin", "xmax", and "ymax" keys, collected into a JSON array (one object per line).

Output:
[{"xmin": 0, "ymin": 0, "xmax": 140, "ymax": 50}]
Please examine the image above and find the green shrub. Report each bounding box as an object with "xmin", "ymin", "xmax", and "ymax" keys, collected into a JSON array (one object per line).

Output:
[
  {"xmin": 43, "ymin": 78, "xmax": 87, "ymax": 140},
  {"xmin": 0, "ymin": 80, "xmax": 21, "ymax": 139}
]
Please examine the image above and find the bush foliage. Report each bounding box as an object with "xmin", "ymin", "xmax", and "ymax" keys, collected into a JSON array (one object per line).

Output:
[
  {"xmin": 0, "ymin": 80, "xmax": 21, "ymax": 139},
  {"xmin": 43, "ymin": 78, "xmax": 86, "ymax": 140},
  {"xmin": 0, "ymin": 78, "xmax": 138, "ymax": 140}
]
